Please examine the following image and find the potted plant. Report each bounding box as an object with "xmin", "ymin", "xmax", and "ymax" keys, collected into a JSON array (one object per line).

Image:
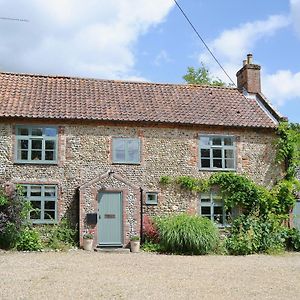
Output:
[
  {"xmin": 83, "ymin": 233, "xmax": 94, "ymax": 251},
  {"xmin": 130, "ymin": 235, "xmax": 140, "ymax": 253}
]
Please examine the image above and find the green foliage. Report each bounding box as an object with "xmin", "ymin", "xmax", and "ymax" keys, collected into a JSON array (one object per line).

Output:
[
  {"xmin": 130, "ymin": 235, "xmax": 140, "ymax": 241},
  {"xmin": 283, "ymin": 228, "xmax": 300, "ymax": 251},
  {"xmin": 226, "ymin": 215, "xmax": 285, "ymax": 255},
  {"xmin": 141, "ymin": 241, "xmax": 161, "ymax": 253},
  {"xmin": 0, "ymin": 185, "xmax": 31, "ymax": 249},
  {"xmin": 276, "ymin": 122, "xmax": 300, "ymax": 180},
  {"xmin": 37, "ymin": 218, "xmax": 77, "ymax": 250},
  {"xmin": 209, "ymin": 172, "xmax": 276, "ymax": 217},
  {"xmin": 176, "ymin": 176, "xmax": 209, "ymax": 193},
  {"xmin": 16, "ymin": 227, "xmax": 42, "ymax": 251},
  {"xmin": 0, "ymin": 189, "xmax": 8, "ymax": 206},
  {"xmin": 183, "ymin": 64, "xmax": 226, "ymax": 86},
  {"xmin": 156, "ymin": 214, "xmax": 220, "ymax": 255},
  {"xmin": 159, "ymin": 175, "xmax": 172, "ymax": 185}
]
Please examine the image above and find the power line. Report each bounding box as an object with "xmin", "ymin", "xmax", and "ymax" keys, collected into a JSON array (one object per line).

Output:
[
  {"xmin": 173, "ymin": 0, "xmax": 236, "ymax": 86},
  {"xmin": 0, "ymin": 17, "xmax": 29, "ymax": 22}
]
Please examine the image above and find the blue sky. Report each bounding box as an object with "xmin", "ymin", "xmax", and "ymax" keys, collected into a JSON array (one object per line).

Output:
[{"xmin": 0, "ymin": 0, "xmax": 299, "ymax": 122}]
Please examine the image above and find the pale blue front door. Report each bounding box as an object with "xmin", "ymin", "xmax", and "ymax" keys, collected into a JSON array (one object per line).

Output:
[{"xmin": 98, "ymin": 192, "xmax": 123, "ymax": 246}]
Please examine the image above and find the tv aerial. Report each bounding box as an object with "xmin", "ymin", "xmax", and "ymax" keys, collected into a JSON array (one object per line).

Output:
[{"xmin": 0, "ymin": 17, "xmax": 29, "ymax": 22}]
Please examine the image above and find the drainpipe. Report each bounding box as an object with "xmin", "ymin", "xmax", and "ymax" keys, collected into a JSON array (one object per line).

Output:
[{"xmin": 140, "ymin": 187, "xmax": 143, "ymax": 243}]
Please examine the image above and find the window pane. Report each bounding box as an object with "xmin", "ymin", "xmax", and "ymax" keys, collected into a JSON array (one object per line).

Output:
[
  {"xmin": 30, "ymin": 200, "xmax": 41, "ymax": 209},
  {"xmin": 201, "ymin": 149, "xmax": 210, "ymax": 158},
  {"xmin": 200, "ymin": 136, "xmax": 210, "ymax": 146},
  {"xmin": 115, "ymin": 150, "xmax": 125, "ymax": 162},
  {"xmin": 128, "ymin": 140, "xmax": 139, "ymax": 162},
  {"xmin": 201, "ymin": 207, "xmax": 211, "ymax": 215},
  {"xmin": 30, "ymin": 210, "xmax": 41, "ymax": 220},
  {"xmin": 32, "ymin": 128, "xmax": 43, "ymax": 136},
  {"xmin": 225, "ymin": 149, "xmax": 234, "ymax": 158},
  {"xmin": 114, "ymin": 139, "xmax": 125, "ymax": 151},
  {"xmin": 45, "ymin": 128, "xmax": 57, "ymax": 137},
  {"xmin": 45, "ymin": 186, "xmax": 56, "ymax": 197},
  {"xmin": 30, "ymin": 201, "xmax": 41, "ymax": 220},
  {"xmin": 212, "ymin": 149, "xmax": 222, "ymax": 158},
  {"xmin": 45, "ymin": 201, "xmax": 55, "ymax": 210},
  {"xmin": 18, "ymin": 150, "xmax": 28, "ymax": 160},
  {"xmin": 17, "ymin": 128, "xmax": 29, "ymax": 136},
  {"xmin": 201, "ymin": 159, "xmax": 210, "ymax": 168},
  {"xmin": 44, "ymin": 211, "xmax": 55, "ymax": 220},
  {"xmin": 213, "ymin": 159, "xmax": 222, "ymax": 168},
  {"xmin": 30, "ymin": 186, "xmax": 41, "ymax": 197},
  {"xmin": 31, "ymin": 140, "xmax": 42, "ymax": 149},
  {"xmin": 224, "ymin": 137, "xmax": 233, "ymax": 146},
  {"xmin": 18, "ymin": 140, "xmax": 28, "ymax": 150},
  {"xmin": 212, "ymin": 137, "xmax": 222, "ymax": 145},
  {"xmin": 31, "ymin": 151, "xmax": 42, "ymax": 160},
  {"xmin": 201, "ymin": 195, "xmax": 210, "ymax": 202},
  {"xmin": 45, "ymin": 151, "xmax": 55, "ymax": 161},
  {"xmin": 45, "ymin": 140, "xmax": 55, "ymax": 150},
  {"xmin": 225, "ymin": 159, "xmax": 234, "ymax": 169},
  {"xmin": 214, "ymin": 206, "xmax": 223, "ymax": 215}
]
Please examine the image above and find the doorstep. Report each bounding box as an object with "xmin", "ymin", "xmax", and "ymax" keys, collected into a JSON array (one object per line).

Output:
[{"xmin": 94, "ymin": 247, "xmax": 130, "ymax": 254}]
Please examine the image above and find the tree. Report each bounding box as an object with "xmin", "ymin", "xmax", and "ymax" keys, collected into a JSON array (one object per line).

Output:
[{"xmin": 183, "ymin": 63, "xmax": 225, "ymax": 86}]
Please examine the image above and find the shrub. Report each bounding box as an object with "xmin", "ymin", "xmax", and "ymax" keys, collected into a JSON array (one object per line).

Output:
[
  {"xmin": 156, "ymin": 214, "xmax": 220, "ymax": 255},
  {"xmin": 283, "ymin": 228, "xmax": 300, "ymax": 251},
  {"xmin": 225, "ymin": 215, "xmax": 285, "ymax": 255},
  {"xmin": 141, "ymin": 241, "xmax": 161, "ymax": 253},
  {"xmin": 37, "ymin": 218, "xmax": 77, "ymax": 250},
  {"xmin": 143, "ymin": 215, "xmax": 159, "ymax": 242},
  {"xmin": 16, "ymin": 227, "xmax": 42, "ymax": 251},
  {"xmin": 0, "ymin": 185, "xmax": 31, "ymax": 249}
]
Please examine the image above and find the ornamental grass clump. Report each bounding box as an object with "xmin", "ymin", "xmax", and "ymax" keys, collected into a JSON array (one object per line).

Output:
[{"xmin": 156, "ymin": 214, "xmax": 220, "ymax": 255}]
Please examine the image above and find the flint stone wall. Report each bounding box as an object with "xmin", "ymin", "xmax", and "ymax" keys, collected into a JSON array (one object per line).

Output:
[{"xmin": 0, "ymin": 121, "xmax": 283, "ymax": 246}]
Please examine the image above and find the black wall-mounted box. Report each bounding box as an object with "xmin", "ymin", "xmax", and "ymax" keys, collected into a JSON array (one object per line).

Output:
[{"xmin": 86, "ymin": 213, "xmax": 97, "ymax": 225}]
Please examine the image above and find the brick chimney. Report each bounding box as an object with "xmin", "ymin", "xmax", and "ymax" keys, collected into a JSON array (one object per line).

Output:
[{"xmin": 236, "ymin": 53, "xmax": 261, "ymax": 94}]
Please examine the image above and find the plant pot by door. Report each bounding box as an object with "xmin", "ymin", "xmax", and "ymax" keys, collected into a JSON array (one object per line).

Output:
[
  {"xmin": 130, "ymin": 240, "xmax": 140, "ymax": 253},
  {"xmin": 83, "ymin": 239, "xmax": 94, "ymax": 251}
]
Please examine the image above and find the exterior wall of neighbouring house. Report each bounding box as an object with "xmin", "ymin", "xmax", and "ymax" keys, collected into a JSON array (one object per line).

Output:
[{"xmin": 0, "ymin": 121, "xmax": 283, "ymax": 247}]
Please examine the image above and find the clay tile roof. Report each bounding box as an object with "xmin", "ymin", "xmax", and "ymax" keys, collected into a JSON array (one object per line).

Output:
[{"xmin": 0, "ymin": 72, "xmax": 278, "ymax": 128}]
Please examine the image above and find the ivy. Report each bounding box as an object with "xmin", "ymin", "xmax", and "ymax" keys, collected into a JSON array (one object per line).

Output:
[
  {"xmin": 276, "ymin": 122, "xmax": 300, "ymax": 180},
  {"xmin": 159, "ymin": 175, "xmax": 209, "ymax": 193}
]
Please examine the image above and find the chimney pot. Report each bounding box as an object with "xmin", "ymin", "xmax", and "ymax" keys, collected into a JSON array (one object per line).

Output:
[
  {"xmin": 236, "ymin": 53, "xmax": 261, "ymax": 94},
  {"xmin": 247, "ymin": 53, "xmax": 253, "ymax": 64}
]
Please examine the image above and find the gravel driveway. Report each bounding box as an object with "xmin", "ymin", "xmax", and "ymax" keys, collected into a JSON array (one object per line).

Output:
[{"xmin": 0, "ymin": 250, "xmax": 300, "ymax": 300}]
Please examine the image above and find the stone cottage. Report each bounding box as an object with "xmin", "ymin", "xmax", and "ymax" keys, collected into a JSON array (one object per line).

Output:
[{"xmin": 0, "ymin": 54, "xmax": 283, "ymax": 248}]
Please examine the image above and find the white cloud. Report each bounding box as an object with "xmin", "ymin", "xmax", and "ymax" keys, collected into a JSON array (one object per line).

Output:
[
  {"xmin": 263, "ymin": 70, "xmax": 300, "ymax": 106},
  {"xmin": 0, "ymin": 0, "xmax": 174, "ymax": 79},
  {"xmin": 197, "ymin": 13, "xmax": 300, "ymax": 107},
  {"xmin": 290, "ymin": 0, "xmax": 300, "ymax": 37},
  {"xmin": 198, "ymin": 14, "xmax": 291, "ymax": 82}
]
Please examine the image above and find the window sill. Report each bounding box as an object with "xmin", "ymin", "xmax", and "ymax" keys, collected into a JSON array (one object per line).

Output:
[
  {"xmin": 14, "ymin": 161, "xmax": 58, "ymax": 166},
  {"xmin": 112, "ymin": 162, "xmax": 141, "ymax": 166},
  {"xmin": 199, "ymin": 168, "xmax": 236, "ymax": 172},
  {"xmin": 31, "ymin": 220, "xmax": 57, "ymax": 225}
]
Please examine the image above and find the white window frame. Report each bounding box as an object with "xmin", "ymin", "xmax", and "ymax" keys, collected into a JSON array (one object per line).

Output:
[
  {"xmin": 22, "ymin": 184, "xmax": 58, "ymax": 224},
  {"xmin": 199, "ymin": 135, "xmax": 236, "ymax": 171}
]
